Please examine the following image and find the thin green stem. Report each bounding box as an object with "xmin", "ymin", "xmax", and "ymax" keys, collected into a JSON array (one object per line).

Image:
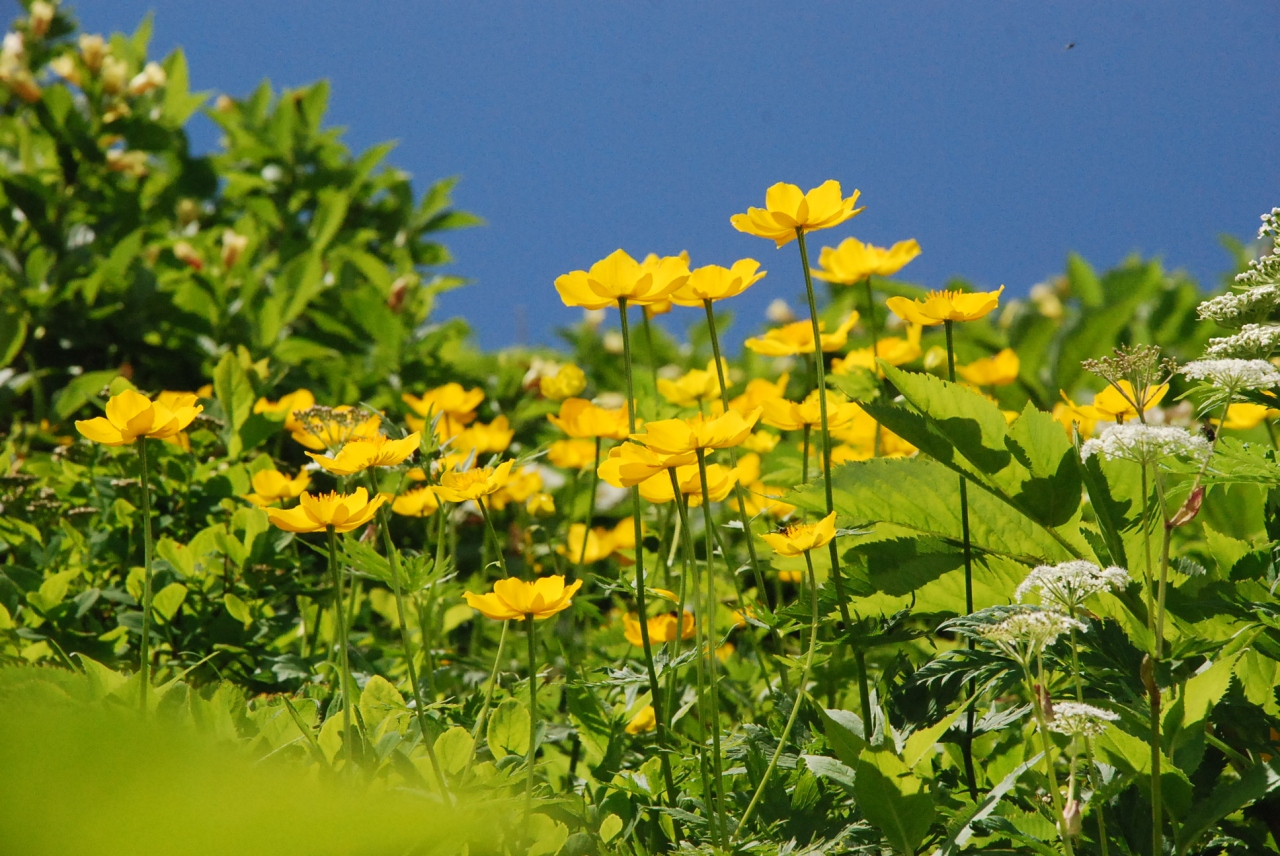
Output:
[
  {"xmin": 1026, "ymin": 669, "xmax": 1076, "ymax": 856},
  {"xmin": 478, "ymin": 497, "xmax": 510, "ymax": 577},
  {"xmin": 641, "ymin": 312, "xmax": 662, "ymax": 419},
  {"xmin": 801, "ymin": 424, "xmax": 811, "ymax": 486},
  {"xmin": 327, "ymin": 525, "xmax": 355, "ymax": 768},
  {"xmin": 736, "ymin": 548, "xmax": 821, "ymax": 839},
  {"xmin": 861, "ymin": 277, "xmax": 885, "ymax": 455},
  {"xmin": 578, "ymin": 438, "xmax": 601, "ymax": 564},
  {"xmin": 137, "ymin": 437, "xmax": 155, "ymax": 713},
  {"xmin": 464, "ymin": 620, "xmax": 508, "ymax": 779},
  {"xmin": 695, "ymin": 449, "xmax": 730, "ymax": 840},
  {"xmin": 618, "ymin": 297, "xmax": 679, "ymax": 807},
  {"xmin": 524, "ymin": 614, "xmax": 539, "ymax": 843}
]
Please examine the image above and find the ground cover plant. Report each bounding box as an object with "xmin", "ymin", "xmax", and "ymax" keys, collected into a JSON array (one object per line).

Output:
[{"xmin": 2, "ymin": 5, "xmax": 1280, "ymax": 855}]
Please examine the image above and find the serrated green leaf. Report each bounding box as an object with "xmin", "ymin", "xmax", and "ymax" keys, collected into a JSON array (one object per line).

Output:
[
  {"xmin": 487, "ymin": 698, "xmax": 529, "ymax": 760},
  {"xmin": 855, "ymin": 749, "xmax": 934, "ymax": 855}
]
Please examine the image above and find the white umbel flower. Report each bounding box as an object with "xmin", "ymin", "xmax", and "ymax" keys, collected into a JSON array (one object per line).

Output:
[
  {"xmin": 979, "ymin": 608, "xmax": 1086, "ymax": 666},
  {"xmin": 1181, "ymin": 359, "xmax": 1280, "ymax": 390},
  {"xmin": 1081, "ymin": 423, "xmax": 1211, "ymax": 465},
  {"xmin": 1204, "ymin": 324, "xmax": 1280, "ymax": 360},
  {"xmin": 1046, "ymin": 702, "xmax": 1120, "ymax": 737},
  {"xmin": 1016, "ymin": 561, "xmax": 1130, "ymax": 611},
  {"xmin": 1197, "ymin": 285, "xmax": 1280, "ymax": 327}
]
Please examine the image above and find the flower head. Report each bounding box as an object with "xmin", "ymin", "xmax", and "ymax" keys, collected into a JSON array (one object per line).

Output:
[
  {"xmin": 832, "ymin": 327, "xmax": 922, "ymax": 376},
  {"xmin": 1181, "ymin": 359, "xmax": 1280, "ymax": 391},
  {"xmin": 1204, "ymin": 323, "xmax": 1280, "ymax": 360},
  {"xmin": 1066, "ymin": 380, "xmax": 1167, "ymax": 424},
  {"xmin": 1197, "ymin": 285, "xmax": 1280, "ymax": 328},
  {"xmin": 744, "ymin": 311, "xmax": 860, "ymax": 356},
  {"xmin": 526, "ymin": 492, "xmax": 556, "ymax": 516},
  {"xmin": 391, "ymin": 486, "xmax": 440, "ymax": 518},
  {"xmin": 244, "ymin": 469, "xmax": 310, "ymax": 507},
  {"xmin": 638, "ymin": 462, "xmax": 738, "ymax": 506},
  {"xmin": 1046, "ymin": 702, "xmax": 1119, "ymax": 737},
  {"xmin": 671, "ymin": 259, "xmax": 766, "ymax": 305},
  {"xmin": 1215, "ymin": 402, "xmax": 1280, "ymax": 431},
  {"xmin": 813, "ymin": 237, "xmax": 921, "ymax": 283},
  {"xmin": 253, "ymin": 390, "xmax": 318, "ymax": 430},
  {"xmin": 976, "ymin": 607, "xmax": 1086, "ymax": 667},
  {"xmin": 1015, "ymin": 560, "xmax": 1129, "ymax": 612},
  {"xmin": 449, "ymin": 416, "xmax": 514, "ymax": 458},
  {"xmin": 886, "ymin": 287, "xmax": 1004, "ymax": 326},
  {"xmin": 761, "ymin": 390, "xmax": 861, "ymax": 432},
  {"xmin": 433, "ymin": 460, "xmax": 515, "ymax": 503},
  {"xmin": 548, "ymin": 438, "xmax": 599, "ymax": 470},
  {"xmin": 1081, "ymin": 423, "xmax": 1211, "ymax": 466},
  {"xmin": 486, "ymin": 466, "xmax": 544, "ymax": 510},
  {"xmin": 265, "ymin": 487, "xmax": 386, "ymax": 533},
  {"xmin": 657, "ymin": 360, "xmax": 726, "ymax": 407},
  {"xmin": 728, "ymin": 374, "xmax": 790, "ymax": 413},
  {"xmin": 75, "ymin": 389, "xmax": 203, "ymax": 446},
  {"xmin": 464, "ymin": 575, "xmax": 583, "ymax": 621},
  {"xmin": 623, "ymin": 611, "xmax": 695, "ymax": 647},
  {"xmin": 307, "ymin": 432, "xmax": 420, "ymax": 475},
  {"xmin": 540, "ymin": 364, "xmax": 587, "ymax": 401},
  {"xmin": 555, "ymin": 249, "xmax": 689, "ymax": 308},
  {"xmin": 560, "ymin": 524, "xmax": 616, "ymax": 564},
  {"xmin": 760, "ymin": 512, "xmax": 837, "ymax": 557},
  {"xmin": 403, "ymin": 383, "xmax": 483, "ymax": 436},
  {"xmin": 548, "ymin": 398, "xmax": 630, "ymax": 440},
  {"xmin": 630, "ymin": 408, "xmax": 761, "ymax": 454},
  {"xmin": 626, "ymin": 705, "xmax": 657, "ymax": 735},
  {"xmin": 730, "ymin": 181, "xmax": 863, "ymax": 247},
  {"xmin": 957, "ymin": 348, "xmax": 1020, "ymax": 387},
  {"xmin": 598, "ymin": 443, "xmax": 696, "ymax": 488}
]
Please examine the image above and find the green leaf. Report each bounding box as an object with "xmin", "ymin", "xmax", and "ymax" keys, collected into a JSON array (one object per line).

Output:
[
  {"xmin": 311, "ymin": 190, "xmax": 350, "ymax": 252},
  {"xmin": 1174, "ymin": 763, "xmax": 1280, "ymax": 855},
  {"xmin": 52, "ymin": 370, "xmax": 119, "ymax": 419},
  {"xmin": 1005, "ymin": 403, "xmax": 1082, "ymax": 527},
  {"xmin": 0, "ymin": 304, "xmax": 27, "ymax": 369},
  {"xmin": 930, "ymin": 752, "xmax": 1042, "ymax": 856},
  {"xmin": 1066, "ymin": 252, "xmax": 1103, "ymax": 308},
  {"xmin": 819, "ymin": 707, "xmax": 867, "ymax": 768},
  {"xmin": 1078, "ymin": 448, "xmax": 1133, "ymax": 567},
  {"xmin": 358, "ymin": 675, "xmax": 405, "ymax": 736},
  {"xmin": 224, "ymin": 593, "xmax": 252, "ymax": 628},
  {"xmin": 880, "ymin": 363, "xmax": 1012, "ymax": 475},
  {"xmin": 487, "ymin": 698, "xmax": 530, "ymax": 760},
  {"xmin": 433, "ymin": 726, "xmax": 474, "ymax": 777},
  {"xmin": 150, "ymin": 583, "xmax": 188, "ymax": 624},
  {"xmin": 860, "ymin": 537, "xmax": 964, "ymax": 596},
  {"xmin": 214, "ymin": 352, "xmax": 254, "ymax": 457},
  {"xmin": 855, "ymin": 749, "xmax": 934, "ymax": 855},
  {"xmin": 1177, "ymin": 651, "xmax": 1242, "ymax": 730},
  {"xmin": 802, "ymin": 754, "xmax": 858, "ymax": 793}
]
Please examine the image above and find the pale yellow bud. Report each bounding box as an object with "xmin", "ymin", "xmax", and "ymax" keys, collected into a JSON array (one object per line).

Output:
[
  {"xmin": 78, "ymin": 34, "xmax": 105, "ymax": 72},
  {"xmin": 100, "ymin": 55, "xmax": 126, "ymax": 94},
  {"xmin": 127, "ymin": 60, "xmax": 166, "ymax": 96},
  {"xmin": 49, "ymin": 54, "xmax": 79, "ymax": 86},
  {"xmin": 221, "ymin": 229, "xmax": 248, "ymax": 269},
  {"xmin": 29, "ymin": 2, "xmax": 55, "ymax": 39}
]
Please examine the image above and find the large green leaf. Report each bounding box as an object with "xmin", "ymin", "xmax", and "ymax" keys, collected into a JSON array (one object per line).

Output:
[
  {"xmin": 1174, "ymin": 763, "xmax": 1280, "ymax": 855},
  {"xmin": 855, "ymin": 749, "xmax": 934, "ymax": 855},
  {"xmin": 1005, "ymin": 403, "xmax": 1082, "ymax": 527},
  {"xmin": 880, "ymin": 363, "xmax": 1012, "ymax": 476}
]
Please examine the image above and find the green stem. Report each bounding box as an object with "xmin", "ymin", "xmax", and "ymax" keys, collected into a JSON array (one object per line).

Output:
[
  {"xmin": 695, "ymin": 449, "xmax": 729, "ymax": 841},
  {"xmin": 641, "ymin": 312, "xmax": 662, "ymax": 419},
  {"xmin": 578, "ymin": 438, "xmax": 601, "ymax": 565},
  {"xmin": 367, "ymin": 472, "xmax": 450, "ymax": 801},
  {"xmin": 464, "ymin": 619, "xmax": 508, "ymax": 779},
  {"xmin": 736, "ymin": 548, "xmax": 821, "ymax": 839},
  {"xmin": 795, "ymin": 229, "xmax": 853, "ymax": 629},
  {"xmin": 861, "ymin": 277, "xmax": 885, "ymax": 456},
  {"xmin": 1026, "ymin": 669, "xmax": 1076, "ymax": 856},
  {"xmin": 327, "ymin": 525, "xmax": 355, "ymax": 768},
  {"xmin": 945, "ymin": 319, "xmax": 980, "ymax": 801},
  {"xmin": 478, "ymin": 497, "xmax": 510, "ymax": 577},
  {"xmin": 137, "ymin": 437, "xmax": 155, "ymax": 713},
  {"xmin": 524, "ymin": 614, "xmax": 539, "ymax": 843},
  {"xmin": 618, "ymin": 297, "xmax": 679, "ymax": 807},
  {"xmin": 801, "ymin": 424, "xmax": 811, "ymax": 486}
]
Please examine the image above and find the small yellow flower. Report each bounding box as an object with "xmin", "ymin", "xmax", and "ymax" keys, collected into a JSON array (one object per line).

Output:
[
  {"xmin": 526, "ymin": 492, "xmax": 556, "ymax": 516},
  {"xmin": 449, "ymin": 416, "xmax": 514, "ymax": 457},
  {"xmin": 742, "ymin": 483, "xmax": 796, "ymax": 520},
  {"xmin": 744, "ymin": 311, "xmax": 859, "ymax": 357},
  {"xmin": 728, "ymin": 373, "xmax": 789, "ymax": 413},
  {"xmin": 778, "ymin": 569, "xmax": 803, "ymax": 584},
  {"xmin": 75, "ymin": 389, "xmax": 203, "ymax": 446},
  {"xmin": 265, "ymin": 488, "xmax": 386, "ymax": 533},
  {"xmin": 886, "ymin": 287, "xmax": 1005, "ymax": 326},
  {"xmin": 487, "ymin": 466, "xmax": 544, "ymax": 511},
  {"xmin": 832, "ymin": 327, "xmax": 923, "ymax": 376},
  {"xmin": 555, "ymin": 249, "xmax": 689, "ymax": 308},
  {"xmin": 623, "ymin": 611, "xmax": 695, "ymax": 647},
  {"xmin": 730, "ymin": 181, "xmax": 864, "ymax": 247},
  {"xmin": 402, "ymin": 383, "xmax": 484, "ymax": 431},
  {"xmin": 307, "ymin": 432, "xmax": 420, "ymax": 475},
  {"xmin": 670, "ymin": 259, "xmax": 766, "ymax": 305},
  {"xmin": 638, "ymin": 462, "xmax": 738, "ymax": 506},
  {"xmin": 814, "ymin": 237, "xmax": 921, "ymax": 283},
  {"xmin": 598, "ymin": 443, "xmax": 696, "ymax": 488},
  {"xmin": 540, "ymin": 364, "xmax": 587, "ymax": 401},
  {"xmin": 392, "ymin": 486, "xmax": 440, "ymax": 518},
  {"xmin": 760, "ymin": 512, "xmax": 838, "ymax": 557},
  {"xmin": 829, "ymin": 408, "xmax": 917, "ymax": 459},
  {"xmin": 760, "ymin": 390, "xmax": 861, "ymax": 432},
  {"xmin": 626, "ymin": 705, "xmax": 657, "ymax": 735},
  {"xmin": 1052, "ymin": 401, "xmax": 1097, "ymax": 439},
  {"xmin": 741, "ymin": 431, "xmax": 781, "ymax": 454},
  {"xmin": 629, "ymin": 408, "xmax": 762, "ymax": 455},
  {"xmin": 548, "ymin": 398, "xmax": 631, "ymax": 440},
  {"xmin": 1215, "ymin": 402, "xmax": 1279, "ymax": 431},
  {"xmin": 957, "ymin": 348, "xmax": 1021, "ymax": 387},
  {"xmin": 548, "ymin": 438, "xmax": 599, "ymax": 470},
  {"xmin": 1064, "ymin": 381, "xmax": 1167, "ymax": 424},
  {"xmin": 657, "ymin": 360, "xmax": 727, "ymax": 407},
  {"xmin": 254, "ymin": 389, "xmax": 316, "ymax": 432},
  {"xmin": 560, "ymin": 524, "xmax": 614, "ymax": 564},
  {"xmin": 433, "ymin": 460, "xmax": 515, "ymax": 503},
  {"xmin": 244, "ymin": 469, "xmax": 310, "ymax": 507},
  {"xmin": 464, "ymin": 575, "xmax": 583, "ymax": 621}
]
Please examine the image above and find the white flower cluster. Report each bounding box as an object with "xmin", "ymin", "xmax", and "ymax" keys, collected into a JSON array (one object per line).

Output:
[
  {"xmin": 1047, "ymin": 702, "xmax": 1120, "ymax": 737},
  {"xmin": 1016, "ymin": 561, "xmax": 1129, "ymax": 611},
  {"xmin": 1197, "ymin": 284, "xmax": 1280, "ymax": 327},
  {"xmin": 1080, "ymin": 423, "xmax": 1211, "ymax": 465},
  {"xmin": 1204, "ymin": 323, "xmax": 1280, "ymax": 360},
  {"xmin": 1181, "ymin": 359, "xmax": 1280, "ymax": 390},
  {"xmin": 980, "ymin": 609, "xmax": 1086, "ymax": 665}
]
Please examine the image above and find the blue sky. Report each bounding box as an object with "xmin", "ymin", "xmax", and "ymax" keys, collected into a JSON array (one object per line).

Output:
[{"xmin": 76, "ymin": 2, "xmax": 1280, "ymax": 349}]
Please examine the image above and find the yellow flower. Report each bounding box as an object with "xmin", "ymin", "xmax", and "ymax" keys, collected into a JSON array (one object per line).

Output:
[
  {"xmin": 832, "ymin": 326, "xmax": 923, "ymax": 376},
  {"xmin": 813, "ymin": 237, "xmax": 922, "ymax": 283},
  {"xmin": 741, "ymin": 431, "xmax": 781, "ymax": 453},
  {"xmin": 548, "ymin": 438, "xmax": 599, "ymax": 470},
  {"xmin": 464, "ymin": 575, "xmax": 584, "ymax": 621},
  {"xmin": 658, "ymin": 360, "xmax": 727, "ymax": 407},
  {"xmin": 730, "ymin": 181, "xmax": 864, "ymax": 247},
  {"xmin": 957, "ymin": 348, "xmax": 1021, "ymax": 387},
  {"xmin": 290, "ymin": 406, "xmax": 381, "ymax": 452},
  {"xmin": 555, "ymin": 249, "xmax": 689, "ymax": 308},
  {"xmin": 778, "ymin": 569, "xmax": 803, "ymax": 584},
  {"xmin": 307, "ymin": 432, "xmax": 420, "ymax": 475},
  {"xmin": 1215, "ymin": 402, "xmax": 1279, "ymax": 431},
  {"xmin": 1065, "ymin": 381, "xmax": 1167, "ymax": 424},
  {"xmin": 402, "ymin": 383, "xmax": 483, "ymax": 425},
  {"xmin": 626, "ymin": 705, "xmax": 657, "ymax": 735},
  {"xmin": 741, "ymin": 482, "xmax": 796, "ymax": 520},
  {"xmin": 744, "ymin": 311, "xmax": 859, "ymax": 356},
  {"xmin": 487, "ymin": 466, "xmax": 544, "ymax": 510},
  {"xmin": 391, "ymin": 486, "xmax": 440, "ymax": 518},
  {"xmin": 541, "ymin": 364, "xmax": 587, "ymax": 401},
  {"xmin": 638, "ymin": 462, "xmax": 738, "ymax": 506},
  {"xmin": 629, "ymin": 408, "xmax": 761, "ymax": 455},
  {"xmin": 671, "ymin": 259, "xmax": 766, "ymax": 305},
  {"xmin": 735, "ymin": 452, "xmax": 762, "ymax": 485},
  {"xmin": 1052, "ymin": 401, "xmax": 1097, "ymax": 439},
  {"xmin": 598, "ymin": 443, "xmax": 696, "ymax": 487},
  {"xmin": 548, "ymin": 398, "xmax": 631, "ymax": 440},
  {"xmin": 829, "ymin": 407, "xmax": 917, "ymax": 459},
  {"xmin": 560, "ymin": 524, "xmax": 615, "ymax": 564},
  {"xmin": 75, "ymin": 389, "xmax": 203, "ymax": 446},
  {"xmin": 644, "ymin": 300, "xmax": 672, "ymax": 318},
  {"xmin": 760, "ymin": 512, "xmax": 838, "ymax": 557},
  {"xmin": 433, "ymin": 460, "xmax": 515, "ymax": 503},
  {"xmin": 623, "ymin": 611, "xmax": 695, "ymax": 647},
  {"xmin": 265, "ymin": 488, "xmax": 386, "ymax": 533},
  {"xmin": 253, "ymin": 389, "xmax": 315, "ymax": 433},
  {"xmin": 244, "ymin": 469, "xmax": 310, "ymax": 507},
  {"xmin": 526, "ymin": 492, "xmax": 556, "ymax": 516},
  {"xmin": 885, "ymin": 287, "xmax": 1005, "ymax": 326},
  {"xmin": 760, "ymin": 390, "xmax": 861, "ymax": 432},
  {"xmin": 449, "ymin": 416, "xmax": 514, "ymax": 457},
  {"xmin": 728, "ymin": 373, "xmax": 789, "ymax": 413}
]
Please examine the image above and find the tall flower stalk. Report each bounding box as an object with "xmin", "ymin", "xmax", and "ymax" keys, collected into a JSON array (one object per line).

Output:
[
  {"xmin": 137, "ymin": 438, "xmax": 156, "ymax": 712},
  {"xmin": 694, "ymin": 448, "xmax": 730, "ymax": 839}
]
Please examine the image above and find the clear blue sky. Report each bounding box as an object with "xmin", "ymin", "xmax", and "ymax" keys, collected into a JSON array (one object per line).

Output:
[{"xmin": 75, "ymin": 2, "xmax": 1280, "ymax": 349}]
